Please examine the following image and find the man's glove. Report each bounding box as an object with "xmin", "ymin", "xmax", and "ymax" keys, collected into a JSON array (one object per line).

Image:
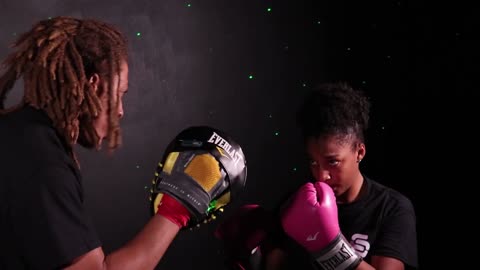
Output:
[{"xmin": 149, "ymin": 126, "xmax": 247, "ymax": 229}]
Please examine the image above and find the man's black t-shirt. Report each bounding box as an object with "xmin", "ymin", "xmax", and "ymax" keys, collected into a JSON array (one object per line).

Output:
[{"xmin": 0, "ymin": 106, "xmax": 101, "ymax": 270}]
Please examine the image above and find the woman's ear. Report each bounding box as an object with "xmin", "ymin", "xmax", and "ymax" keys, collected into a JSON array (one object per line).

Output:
[{"xmin": 357, "ymin": 143, "xmax": 366, "ymax": 163}]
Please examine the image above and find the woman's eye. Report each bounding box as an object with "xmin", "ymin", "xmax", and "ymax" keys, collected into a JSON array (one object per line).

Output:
[{"xmin": 328, "ymin": 160, "xmax": 339, "ymax": 166}]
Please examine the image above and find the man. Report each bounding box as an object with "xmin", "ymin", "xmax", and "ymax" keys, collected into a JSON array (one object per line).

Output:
[{"xmin": 0, "ymin": 16, "xmax": 247, "ymax": 270}]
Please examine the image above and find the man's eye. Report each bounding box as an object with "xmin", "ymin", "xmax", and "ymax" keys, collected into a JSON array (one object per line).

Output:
[{"xmin": 310, "ymin": 160, "xmax": 318, "ymax": 166}]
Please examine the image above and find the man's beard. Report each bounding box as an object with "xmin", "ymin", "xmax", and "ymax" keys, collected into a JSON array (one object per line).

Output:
[{"xmin": 77, "ymin": 116, "xmax": 99, "ymax": 149}]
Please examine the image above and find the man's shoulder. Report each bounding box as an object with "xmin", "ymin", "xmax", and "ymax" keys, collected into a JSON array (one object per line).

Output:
[
  {"xmin": 1, "ymin": 106, "xmax": 56, "ymax": 142},
  {"xmin": 0, "ymin": 106, "xmax": 76, "ymax": 184}
]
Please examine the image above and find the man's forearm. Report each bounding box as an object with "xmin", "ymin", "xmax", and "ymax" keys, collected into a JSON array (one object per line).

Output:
[{"xmin": 104, "ymin": 214, "xmax": 180, "ymax": 270}]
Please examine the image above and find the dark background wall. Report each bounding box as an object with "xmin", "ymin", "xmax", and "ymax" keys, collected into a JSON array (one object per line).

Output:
[{"xmin": 1, "ymin": 0, "xmax": 476, "ymax": 269}]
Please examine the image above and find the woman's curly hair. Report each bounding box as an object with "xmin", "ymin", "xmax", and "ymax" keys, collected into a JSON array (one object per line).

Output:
[{"xmin": 296, "ymin": 81, "xmax": 371, "ymax": 145}]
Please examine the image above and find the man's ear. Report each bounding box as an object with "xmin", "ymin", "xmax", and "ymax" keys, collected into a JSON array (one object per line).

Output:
[{"xmin": 88, "ymin": 73, "xmax": 101, "ymax": 93}]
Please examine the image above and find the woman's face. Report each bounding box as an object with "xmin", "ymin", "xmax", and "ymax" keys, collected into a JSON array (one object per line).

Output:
[{"xmin": 306, "ymin": 134, "xmax": 365, "ymax": 199}]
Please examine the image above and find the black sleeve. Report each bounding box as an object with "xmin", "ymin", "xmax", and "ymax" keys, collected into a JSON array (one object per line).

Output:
[
  {"xmin": 11, "ymin": 165, "xmax": 101, "ymax": 270},
  {"xmin": 370, "ymin": 195, "xmax": 418, "ymax": 269}
]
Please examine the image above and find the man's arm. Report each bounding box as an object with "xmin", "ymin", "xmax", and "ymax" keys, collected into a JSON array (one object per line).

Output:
[
  {"xmin": 67, "ymin": 126, "xmax": 248, "ymax": 270},
  {"xmin": 65, "ymin": 214, "xmax": 179, "ymax": 270}
]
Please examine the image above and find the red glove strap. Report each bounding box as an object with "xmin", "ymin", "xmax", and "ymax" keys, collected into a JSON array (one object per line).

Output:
[{"xmin": 156, "ymin": 193, "xmax": 191, "ymax": 228}]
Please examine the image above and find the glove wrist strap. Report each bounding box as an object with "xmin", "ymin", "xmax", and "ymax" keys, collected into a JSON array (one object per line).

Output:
[
  {"xmin": 312, "ymin": 233, "xmax": 362, "ymax": 270},
  {"xmin": 156, "ymin": 193, "xmax": 191, "ymax": 228}
]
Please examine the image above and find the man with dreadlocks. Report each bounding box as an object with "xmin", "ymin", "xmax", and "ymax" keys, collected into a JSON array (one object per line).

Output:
[{"xmin": 0, "ymin": 16, "xmax": 247, "ymax": 270}]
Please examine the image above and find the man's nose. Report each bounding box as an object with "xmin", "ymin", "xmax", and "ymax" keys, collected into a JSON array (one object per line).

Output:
[{"xmin": 118, "ymin": 102, "xmax": 124, "ymax": 119}]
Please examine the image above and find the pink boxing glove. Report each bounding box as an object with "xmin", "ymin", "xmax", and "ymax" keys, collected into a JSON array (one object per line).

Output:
[{"xmin": 280, "ymin": 182, "xmax": 362, "ymax": 270}]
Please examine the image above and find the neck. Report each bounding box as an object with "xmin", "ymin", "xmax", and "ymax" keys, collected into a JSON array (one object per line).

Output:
[{"xmin": 337, "ymin": 171, "xmax": 364, "ymax": 204}]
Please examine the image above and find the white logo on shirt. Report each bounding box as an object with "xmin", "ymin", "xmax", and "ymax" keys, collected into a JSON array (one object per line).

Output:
[{"xmin": 350, "ymin": 233, "xmax": 370, "ymax": 258}]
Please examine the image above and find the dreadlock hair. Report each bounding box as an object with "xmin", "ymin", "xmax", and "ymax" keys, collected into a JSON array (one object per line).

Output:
[
  {"xmin": 296, "ymin": 81, "xmax": 371, "ymax": 147},
  {"xmin": 0, "ymin": 16, "xmax": 128, "ymax": 153}
]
